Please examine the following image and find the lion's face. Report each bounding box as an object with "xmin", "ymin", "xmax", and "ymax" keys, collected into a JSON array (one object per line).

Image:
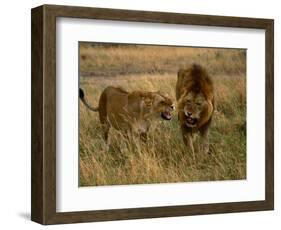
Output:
[
  {"xmin": 142, "ymin": 93, "xmax": 174, "ymax": 120},
  {"xmin": 180, "ymin": 92, "xmax": 208, "ymax": 128}
]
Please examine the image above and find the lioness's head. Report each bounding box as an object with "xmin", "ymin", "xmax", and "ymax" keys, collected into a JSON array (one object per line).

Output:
[
  {"xmin": 179, "ymin": 91, "xmax": 213, "ymax": 128},
  {"xmin": 141, "ymin": 92, "xmax": 175, "ymax": 120}
]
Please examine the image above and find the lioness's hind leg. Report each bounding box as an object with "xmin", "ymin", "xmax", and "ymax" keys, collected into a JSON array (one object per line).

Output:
[
  {"xmin": 102, "ymin": 123, "xmax": 110, "ymax": 143},
  {"xmin": 98, "ymin": 92, "xmax": 110, "ymax": 143}
]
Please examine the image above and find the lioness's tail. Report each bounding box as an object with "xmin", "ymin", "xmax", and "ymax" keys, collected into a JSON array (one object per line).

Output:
[{"xmin": 79, "ymin": 88, "xmax": 99, "ymax": 112}]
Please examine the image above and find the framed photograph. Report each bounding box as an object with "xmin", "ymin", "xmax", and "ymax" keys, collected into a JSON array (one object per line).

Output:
[{"xmin": 31, "ymin": 4, "xmax": 274, "ymax": 225}]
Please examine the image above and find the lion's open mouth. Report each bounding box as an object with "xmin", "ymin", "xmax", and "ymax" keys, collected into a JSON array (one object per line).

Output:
[
  {"xmin": 185, "ymin": 117, "xmax": 198, "ymax": 127},
  {"xmin": 161, "ymin": 111, "xmax": 172, "ymax": 120}
]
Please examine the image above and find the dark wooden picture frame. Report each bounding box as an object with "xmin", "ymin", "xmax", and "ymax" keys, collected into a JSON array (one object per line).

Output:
[{"xmin": 31, "ymin": 4, "xmax": 274, "ymax": 225}]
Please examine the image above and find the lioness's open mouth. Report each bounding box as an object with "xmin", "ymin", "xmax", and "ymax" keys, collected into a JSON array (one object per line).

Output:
[
  {"xmin": 185, "ymin": 117, "xmax": 198, "ymax": 127},
  {"xmin": 161, "ymin": 111, "xmax": 172, "ymax": 120}
]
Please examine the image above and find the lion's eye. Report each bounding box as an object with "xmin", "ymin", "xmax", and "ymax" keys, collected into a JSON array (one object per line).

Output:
[{"xmin": 196, "ymin": 102, "xmax": 201, "ymax": 106}]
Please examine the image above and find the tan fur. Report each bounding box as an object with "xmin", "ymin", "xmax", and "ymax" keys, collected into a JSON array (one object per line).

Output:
[
  {"xmin": 80, "ymin": 86, "xmax": 174, "ymax": 142},
  {"xmin": 176, "ymin": 64, "xmax": 214, "ymax": 156}
]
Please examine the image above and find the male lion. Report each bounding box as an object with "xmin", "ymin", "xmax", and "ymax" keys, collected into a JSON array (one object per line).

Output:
[
  {"xmin": 80, "ymin": 86, "xmax": 174, "ymax": 142},
  {"xmin": 176, "ymin": 64, "xmax": 214, "ymax": 156}
]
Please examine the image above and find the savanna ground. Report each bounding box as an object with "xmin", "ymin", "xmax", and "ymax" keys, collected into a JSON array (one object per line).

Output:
[{"xmin": 79, "ymin": 43, "xmax": 246, "ymax": 186}]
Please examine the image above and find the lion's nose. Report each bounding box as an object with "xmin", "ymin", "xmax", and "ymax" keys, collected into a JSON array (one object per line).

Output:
[{"xmin": 186, "ymin": 112, "xmax": 192, "ymax": 116}]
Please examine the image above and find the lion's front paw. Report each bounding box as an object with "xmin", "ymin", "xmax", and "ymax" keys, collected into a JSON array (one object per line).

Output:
[{"xmin": 201, "ymin": 143, "xmax": 210, "ymax": 155}]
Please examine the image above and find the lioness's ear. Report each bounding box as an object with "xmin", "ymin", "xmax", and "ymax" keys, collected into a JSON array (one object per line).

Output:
[
  {"xmin": 157, "ymin": 91, "xmax": 169, "ymax": 98},
  {"xmin": 142, "ymin": 96, "xmax": 152, "ymax": 107}
]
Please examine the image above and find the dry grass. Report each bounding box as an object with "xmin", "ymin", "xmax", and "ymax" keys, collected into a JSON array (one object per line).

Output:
[
  {"xmin": 80, "ymin": 43, "xmax": 246, "ymax": 77},
  {"xmin": 79, "ymin": 43, "xmax": 246, "ymax": 186}
]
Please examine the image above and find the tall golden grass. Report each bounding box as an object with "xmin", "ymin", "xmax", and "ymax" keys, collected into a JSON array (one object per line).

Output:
[
  {"xmin": 80, "ymin": 43, "xmax": 246, "ymax": 76},
  {"xmin": 79, "ymin": 43, "xmax": 246, "ymax": 186}
]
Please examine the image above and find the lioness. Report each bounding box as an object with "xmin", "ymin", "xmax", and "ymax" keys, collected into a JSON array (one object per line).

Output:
[
  {"xmin": 176, "ymin": 64, "xmax": 214, "ymax": 155},
  {"xmin": 80, "ymin": 86, "xmax": 174, "ymax": 142}
]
